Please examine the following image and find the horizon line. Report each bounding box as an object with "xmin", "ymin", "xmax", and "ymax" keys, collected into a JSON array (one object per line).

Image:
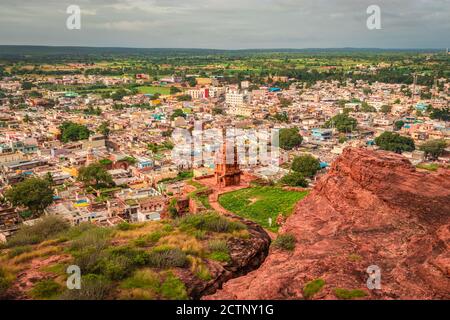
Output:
[{"xmin": 0, "ymin": 44, "xmax": 447, "ymax": 51}]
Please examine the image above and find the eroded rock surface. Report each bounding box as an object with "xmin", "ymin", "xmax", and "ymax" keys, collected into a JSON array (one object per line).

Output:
[{"xmin": 206, "ymin": 148, "xmax": 450, "ymax": 300}]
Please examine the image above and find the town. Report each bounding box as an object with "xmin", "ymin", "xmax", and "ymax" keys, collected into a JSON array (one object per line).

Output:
[{"xmin": 0, "ymin": 47, "xmax": 448, "ymax": 300}]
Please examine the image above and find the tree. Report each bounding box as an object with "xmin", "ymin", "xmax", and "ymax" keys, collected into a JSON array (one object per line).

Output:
[
  {"xmin": 279, "ymin": 127, "xmax": 303, "ymax": 150},
  {"xmin": 291, "ymin": 154, "xmax": 321, "ymax": 178},
  {"xmin": 279, "ymin": 97, "xmax": 292, "ymax": 108},
  {"xmin": 420, "ymin": 139, "xmax": 447, "ymax": 160},
  {"xmin": 59, "ymin": 122, "xmax": 91, "ymax": 143},
  {"xmin": 360, "ymin": 102, "xmax": 376, "ymax": 113},
  {"xmin": 21, "ymin": 81, "xmax": 33, "ymax": 90},
  {"xmin": 170, "ymin": 87, "xmax": 182, "ymax": 94},
  {"xmin": 78, "ymin": 163, "xmax": 113, "ymax": 187},
  {"xmin": 428, "ymin": 107, "xmax": 450, "ymax": 121},
  {"xmin": 5, "ymin": 177, "xmax": 54, "ymax": 217},
  {"xmin": 375, "ymin": 132, "xmax": 415, "ymax": 154},
  {"xmin": 212, "ymin": 107, "xmax": 224, "ymax": 115},
  {"xmin": 177, "ymin": 94, "xmax": 192, "ymax": 102},
  {"xmin": 324, "ymin": 113, "xmax": 357, "ymax": 133},
  {"xmin": 98, "ymin": 121, "xmax": 111, "ymax": 137},
  {"xmin": 110, "ymin": 88, "xmax": 128, "ymax": 101},
  {"xmin": 380, "ymin": 105, "xmax": 392, "ymax": 114},
  {"xmin": 273, "ymin": 112, "xmax": 289, "ymax": 123},
  {"xmin": 394, "ymin": 120, "xmax": 405, "ymax": 131},
  {"xmin": 280, "ymin": 172, "xmax": 308, "ymax": 187},
  {"xmin": 171, "ymin": 109, "xmax": 187, "ymax": 120}
]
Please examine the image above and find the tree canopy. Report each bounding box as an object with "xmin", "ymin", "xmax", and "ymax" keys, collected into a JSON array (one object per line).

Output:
[
  {"xmin": 171, "ymin": 109, "xmax": 187, "ymax": 120},
  {"xmin": 279, "ymin": 127, "xmax": 303, "ymax": 150},
  {"xmin": 291, "ymin": 154, "xmax": 321, "ymax": 178},
  {"xmin": 98, "ymin": 121, "xmax": 110, "ymax": 137},
  {"xmin": 59, "ymin": 121, "xmax": 91, "ymax": 143},
  {"xmin": 78, "ymin": 163, "xmax": 113, "ymax": 187},
  {"xmin": 324, "ymin": 113, "xmax": 357, "ymax": 133},
  {"xmin": 5, "ymin": 177, "xmax": 54, "ymax": 217},
  {"xmin": 280, "ymin": 171, "xmax": 308, "ymax": 187},
  {"xmin": 419, "ymin": 139, "xmax": 447, "ymax": 160},
  {"xmin": 375, "ymin": 131, "xmax": 415, "ymax": 154}
]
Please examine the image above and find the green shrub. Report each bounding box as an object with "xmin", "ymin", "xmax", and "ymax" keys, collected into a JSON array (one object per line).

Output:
[
  {"xmin": 8, "ymin": 245, "xmax": 32, "ymax": 258},
  {"xmin": 148, "ymin": 231, "xmax": 164, "ymax": 243},
  {"xmin": 179, "ymin": 213, "xmax": 246, "ymax": 233},
  {"xmin": 0, "ymin": 267, "xmax": 13, "ymax": 297},
  {"xmin": 60, "ymin": 274, "xmax": 112, "ymax": 300},
  {"xmin": 62, "ymin": 222, "xmax": 98, "ymax": 240},
  {"xmin": 7, "ymin": 216, "xmax": 70, "ymax": 247},
  {"xmin": 71, "ymin": 228, "xmax": 112, "ymax": 274},
  {"xmin": 30, "ymin": 279, "xmax": 62, "ymax": 299},
  {"xmin": 333, "ymin": 288, "xmax": 367, "ymax": 300},
  {"xmin": 195, "ymin": 268, "xmax": 212, "ymax": 281},
  {"xmin": 208, "ymin": 240, "xmax": 228, "ymax": 253},
  {"xmin": 101, "ymin": 255, "xmax": 134, "ymax": 281},
  {"xmin": 160, "ymin": 272, "xmax": 188, "ymax": 300},
  {"xmin": 121, "ymin": 269, "xmax": 160, "ymax": 290},
  {"xmin": 208, "ymin": 251, "xmax": 231, "ymax": 263},
  {"xmin": 162, "ymin": 225, "xmax": 174, "ymax": 233},
  {"xmin": 70, "ymin": 227, "xmax": 111, "ymax": 252},
  {"xmin": 133, "ymin": 236, "xmax": 148, "ymax": 247},
  {"xmin": 191, "ymin": 230, "xmax": 206, "ymax": 240},
  {"xmin": 272, "ymin": 233, "xmax": 296, "ymax": 251},
  {"xmin": 303, "ymin": 279, "xmax": 325, "ymax": 299},
  {"xmin": 148, "ymin": 247, "xmax": 188, "ymax": 269},
  {"xmin": 117, "ymin": 222, "xmax": 135, "ymax": 231},
  {"xmin": 107, "ymin": 246, "xmax": 150, "ymax": 267}
]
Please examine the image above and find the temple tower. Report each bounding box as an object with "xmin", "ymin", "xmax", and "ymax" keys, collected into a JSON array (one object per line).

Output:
[{"xmin": 214, "ymin": 140, "xmax": 242, "ymax": 187}]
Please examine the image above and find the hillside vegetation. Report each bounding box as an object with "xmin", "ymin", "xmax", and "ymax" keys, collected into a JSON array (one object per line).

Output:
[{"xmin": 0, "ymin": 213, "xmax": 251, "ymax": 300}]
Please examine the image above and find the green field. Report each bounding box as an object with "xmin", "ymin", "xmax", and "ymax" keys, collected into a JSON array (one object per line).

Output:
[
  {"xmin": 136, "ymin": 86, "xmax": 171, "ymax": 95},
  {"xmin": 219, "ymin": 186, "xmax": 308, "ymax": 232}
]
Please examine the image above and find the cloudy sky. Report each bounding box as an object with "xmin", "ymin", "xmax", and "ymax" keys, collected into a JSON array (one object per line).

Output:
[{"xmin": 0, "ymin": 0, "xmax": 448, "ymax": 49}]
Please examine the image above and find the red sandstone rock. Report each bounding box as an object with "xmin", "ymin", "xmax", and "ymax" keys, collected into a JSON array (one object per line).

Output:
[{"xmin": 205, "ymin": 147, "xmax": 450, "ymax": 300}]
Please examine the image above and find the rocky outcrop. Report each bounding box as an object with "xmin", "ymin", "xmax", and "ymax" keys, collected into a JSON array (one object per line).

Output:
[
  {"xmin": 206, "ymin": 148, "xmax": 450, "ymax": 300},
  {"xmin": 178, "ymin": 218, "xmax": 271, "ymax": 299}
]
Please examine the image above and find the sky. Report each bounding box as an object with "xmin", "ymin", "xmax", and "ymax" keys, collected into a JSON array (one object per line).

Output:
[{"xmin": 0, "ymin": 0, "xmax": 449, "ymax": 49}]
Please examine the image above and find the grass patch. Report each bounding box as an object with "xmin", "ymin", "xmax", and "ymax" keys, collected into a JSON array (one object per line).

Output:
[
  {"xmin": 60, "ymin": 274, "xmax": 112, "ymax": 300},
  {"xmin": 136, "ymin": 86, "xmax": 171, "ymax": 95},
  {"xmin": 7, "ymin": 245, "xmax": 32, "ymax": 258},
  {"xmin": 30, "ymin": 279, "xmax": 62, "ymax": 299},
  {"xmin": 6, "ymin": 216, "xmax": 70, "ymax": 247},
  {"xmin": 219, "ymin": 187, "xmax": 308, "ymax": 232},
  {"xmin": 0, "ymin": 267, "xmax": 14, "ymax": 298},
  {"xmin": 189, "ymin": 256, "xmax": 212, "ymax": 281},
  {"xmin": 272, "ymin": 234, "xmax": 296, "ymax": 251},
  {"xmin": 160, "ymin": 272, "xmax": 188, "ymax": 300},
  {"xmin": 121, "ymin": 269, "xmax": 160, "ymax": 290},
  {"xmin": 416, "ymin": 163, "xmax": 440, "ymax": 171},
  {"xmin": 208, "ymin": 251, "xmax": 231, "ymax": 263},
  {"xmin": 178, "ymin": 212, "xmax": 246, "ymax": 233},
  {"xmin": 348, "ymin": 254, "xmax": 363, "ymax": 262},
  {"xmin": 303, "ymin": 279, "xmax": 325, "ymax": 299},
  {"xmin": 147, "ymin": 246, "xmax": 188, "ymax": 269},
  {"xmin": 333, "ymin": 288, "xmax": 367, "ymax": 300}
]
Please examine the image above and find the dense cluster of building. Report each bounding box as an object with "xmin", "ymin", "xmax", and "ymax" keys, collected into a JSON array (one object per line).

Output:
[{"xmin": 0, "ymin": 68, "xmax": 448, "ymax": 241}]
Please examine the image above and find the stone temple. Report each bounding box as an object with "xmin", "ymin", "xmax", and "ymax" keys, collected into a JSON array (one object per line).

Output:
[{"xmin": 214, "ymin": 141, "xmax": 242, "ymax": 187}]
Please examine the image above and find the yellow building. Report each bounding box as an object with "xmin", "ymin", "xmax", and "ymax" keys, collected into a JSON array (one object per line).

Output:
[
  {"xmin": 62, "ymin": 166, "xmax": 79, "ymax": 178},
  {"xmin": 196, "ymin": 78, "xmax": 213, "ymax": 86}
]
